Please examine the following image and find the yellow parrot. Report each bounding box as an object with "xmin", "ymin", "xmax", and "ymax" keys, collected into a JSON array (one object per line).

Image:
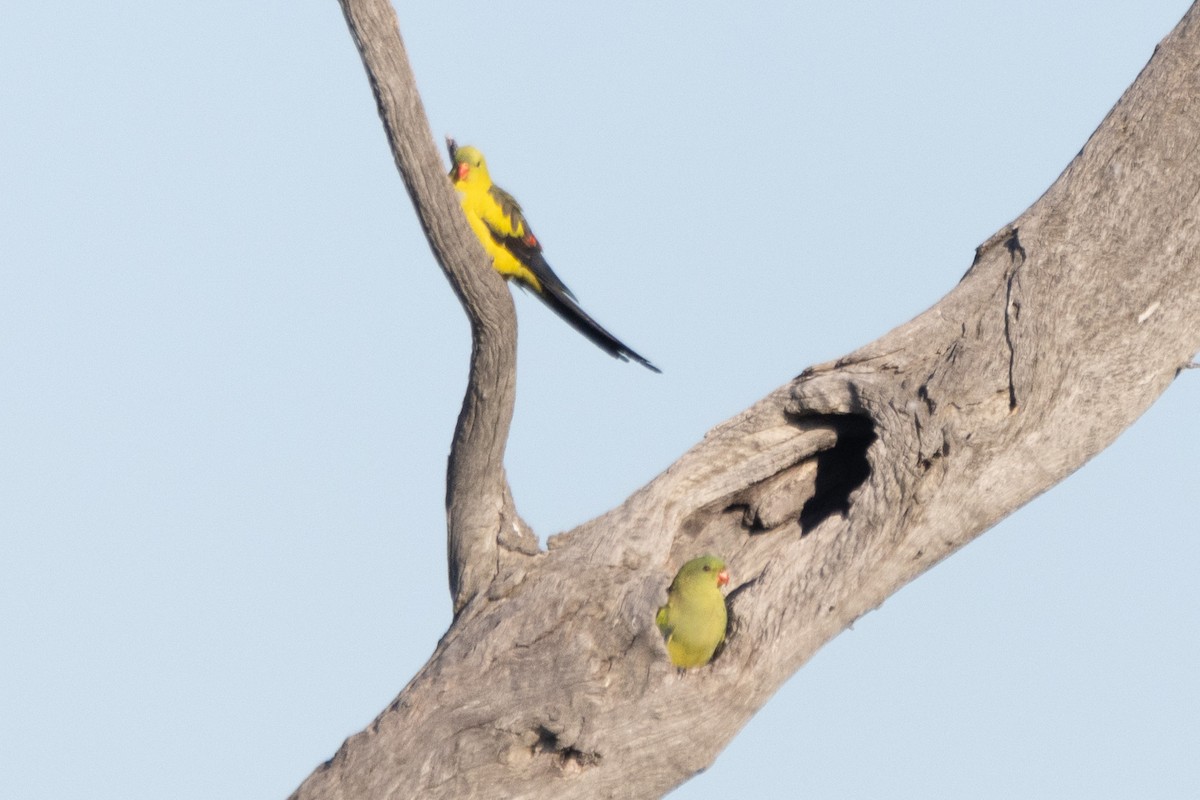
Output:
[
  {"xmin": 655, "ymin": 555, "xmax": 730, "ymax": 669},
  {"xmin": 447, "ymin": 139, "xmax": 660, "ymax": 372}
]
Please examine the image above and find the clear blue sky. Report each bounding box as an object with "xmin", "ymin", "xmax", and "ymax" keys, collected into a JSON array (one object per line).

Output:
[{"xmin": 3, "ymin": 2, "xmax": 1197, "ymax": 798}]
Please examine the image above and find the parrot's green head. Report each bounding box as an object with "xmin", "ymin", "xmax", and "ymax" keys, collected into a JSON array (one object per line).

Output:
[
  {"xmin": 447, "ymin": 139, "xmax": 489, "ymax": 182},
  {"xmin": 673, "ymin": 555, "xmax": 730, "ymax": 590}
]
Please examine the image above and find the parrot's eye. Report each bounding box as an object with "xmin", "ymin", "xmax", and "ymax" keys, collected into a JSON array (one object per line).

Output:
[{"xmin": 702, "ymin": 565, "xmax": 711, "ymax": 571}]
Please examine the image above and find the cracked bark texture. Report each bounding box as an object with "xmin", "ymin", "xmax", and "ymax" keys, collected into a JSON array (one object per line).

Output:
[{"xmin": 296, "ymin": 2, "xmax": 1200, "ymax": 798}]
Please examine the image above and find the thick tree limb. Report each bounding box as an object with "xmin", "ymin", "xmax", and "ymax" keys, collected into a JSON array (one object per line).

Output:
[{"xmin": 298, "ymin": 2, "xmax": 1200, "ymax": 798}]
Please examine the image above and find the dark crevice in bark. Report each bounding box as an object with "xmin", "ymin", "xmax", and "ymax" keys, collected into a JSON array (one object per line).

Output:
[
  {"xmin": 533, "ymin": 725, "xmax": 601, "ymax": 771},
  {"xmin": 796, "ymin": 414, "xmax": 874, "ymax": 532},
  {"xmin": 723, "ymin": 413, "xmax": 874, "ymax": 535},
  {"xmin": 1003, "ymin": 227, "xmax": 1027, "ymax": 411}
]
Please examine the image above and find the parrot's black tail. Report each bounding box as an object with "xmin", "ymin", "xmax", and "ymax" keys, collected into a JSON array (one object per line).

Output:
[{"xmin": 535, "ymin": 285, "xmax": 661, "ymax": 373}]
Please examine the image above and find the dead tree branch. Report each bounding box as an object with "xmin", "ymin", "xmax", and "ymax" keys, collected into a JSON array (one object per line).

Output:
[
  {"xmin": 297, "ymin": 2, "xmax": 1200, "ymax": 797},
  {"xmin": 336, "ymin": 0, "xmax": 534, "ymax": 615}
]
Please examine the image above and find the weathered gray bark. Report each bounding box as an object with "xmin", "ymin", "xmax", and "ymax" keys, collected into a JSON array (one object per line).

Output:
[
  {"xmin": 334, "ymin": 0, "xmax": 536, "ymax": 616},
  {"xmin": 297, "ymin": 2, "xmax": 1200, "ymax": 798}
]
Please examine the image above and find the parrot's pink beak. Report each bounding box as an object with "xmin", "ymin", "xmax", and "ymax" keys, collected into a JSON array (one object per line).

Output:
[
  {"xmin": 717, "ymin": 569, "xmax": 730, "ymax": 587},
  {"xmin": 455, "ymin": 163, "xmax": 470, "ymax": 181}
]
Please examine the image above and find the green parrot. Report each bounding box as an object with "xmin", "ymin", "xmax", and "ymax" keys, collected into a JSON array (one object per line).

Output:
[{"xmin": 655, "ymin": 555, "xmax": 730, "ymax": 669}]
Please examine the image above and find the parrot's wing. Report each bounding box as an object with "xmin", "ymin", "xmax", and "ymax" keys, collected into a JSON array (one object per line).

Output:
[
  {"xmin": 485, "ymin": 183, "xmax": 528, "ymax": 239},
  {"xmin": 484, "ymin": 184, "xmax": 577, "ymax": 301},
  {"xmin": 652, "ymin": 606, "xmax": 672, "ymax": 633},
  {"xmin": 655, "ymin": 604, "xmax": 673, "ymax": 637}
]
